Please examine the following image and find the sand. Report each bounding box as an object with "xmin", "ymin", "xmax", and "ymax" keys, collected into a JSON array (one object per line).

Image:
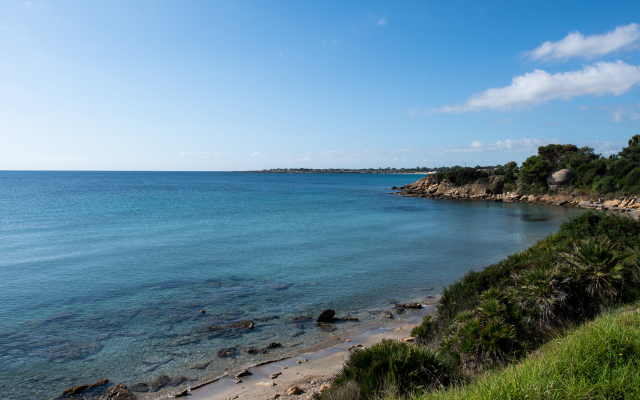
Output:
[{"xmin": 187, "ymin": 322, "xmax": 420, "ymax": 400}]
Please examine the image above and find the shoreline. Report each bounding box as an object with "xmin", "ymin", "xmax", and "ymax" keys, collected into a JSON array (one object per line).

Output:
[
  {"xmin": 393, "ymin": 176, "xmax": 640, "ymax": 219},
  {"xmin": 172, "ymin": 300, "xmax": 438, "ymax": 400}
]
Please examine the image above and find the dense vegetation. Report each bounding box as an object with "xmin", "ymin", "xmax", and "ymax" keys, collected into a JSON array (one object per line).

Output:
[
  {"xmin": 425, "ymin": 134, "xmax": 640, "ymax": 196},
  {"xmin": 316, "ymin": 212, "xmax": 640, "ymax": 399}
]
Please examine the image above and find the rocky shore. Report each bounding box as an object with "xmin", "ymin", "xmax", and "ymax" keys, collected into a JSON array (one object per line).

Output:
[{"xmin": 393, "ymin": 173, "xmax": 640, "ymax": 215}]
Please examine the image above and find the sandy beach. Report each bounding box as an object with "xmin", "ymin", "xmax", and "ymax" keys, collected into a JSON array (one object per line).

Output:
[{"xmin": 187, "ymin": 321, "xmax": 422, "ymax": 400}]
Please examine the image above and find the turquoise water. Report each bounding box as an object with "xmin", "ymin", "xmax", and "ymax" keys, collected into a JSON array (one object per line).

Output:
[{"xmin": 0, "ymin": 172, "xmax": 584, "ymax": 399}]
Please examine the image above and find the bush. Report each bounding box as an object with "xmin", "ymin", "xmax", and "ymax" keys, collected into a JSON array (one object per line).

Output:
[
  {"xmin": 425, "ymin": 304, "xmax": 640, "ymax": 400},
  {"xmin": 411, "ymin": 315, "xmax": 437, "ymax": 343},
  {"xmin": 329, "ymin": 340, "xmax": 459, "ymax": 398}
]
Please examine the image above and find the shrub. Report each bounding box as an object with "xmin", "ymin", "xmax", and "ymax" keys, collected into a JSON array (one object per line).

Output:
[
  {"xmin": 424, "ymin": 304, "xmax": 640, "ymax": 400},
  {"xmin": 330, "ymin": 340, "xmax": 459, "ymax": 398}
]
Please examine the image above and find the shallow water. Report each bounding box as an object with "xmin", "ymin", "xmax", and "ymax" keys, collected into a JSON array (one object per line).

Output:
[{"xmin": 0, "ymin": 172, "xmax": 584, "ymax": 399}]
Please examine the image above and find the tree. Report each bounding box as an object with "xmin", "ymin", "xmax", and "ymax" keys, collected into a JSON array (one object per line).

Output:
[
  {"xmin": 537, "ymin": 144, "xmax": 579, "ymax": 168},
  {"xmin": 520, "ymin": 155, "xmax": 552, "ymax": 185}
]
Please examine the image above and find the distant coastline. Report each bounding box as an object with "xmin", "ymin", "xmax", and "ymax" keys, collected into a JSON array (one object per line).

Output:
[{"xmin": 251, "ymin": 168, "xmax": 432, "ymax": 174}]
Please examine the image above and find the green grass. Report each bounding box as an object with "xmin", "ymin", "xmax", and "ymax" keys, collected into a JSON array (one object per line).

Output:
[{"xmin": 419, "ymin": 304, "xmax": 640, "ymax": 400}]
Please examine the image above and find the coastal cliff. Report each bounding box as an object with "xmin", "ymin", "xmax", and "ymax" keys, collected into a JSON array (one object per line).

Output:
[{"xmin": 393, "ymin": 174, "xmax": 640, "ymax": 213}]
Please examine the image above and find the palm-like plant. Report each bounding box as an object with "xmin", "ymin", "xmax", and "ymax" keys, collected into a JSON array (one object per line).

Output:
[
  {"xmin": 509, "ymin": 266, "xmax": 567, "ymax": 328},
  {"xmin": 562, "ymin": 239, "xmax": 627, "ymax": 308}
]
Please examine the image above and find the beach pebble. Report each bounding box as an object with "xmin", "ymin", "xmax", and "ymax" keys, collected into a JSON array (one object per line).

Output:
[
  {"xmin": 254, "ymin": 381, "xmax": 276, "ymax": 387},
  {"xmin": 269, "ymin": 395, "xmax": 281, "ymax": 400},
  {"xmin": 235, "ymin": 380, "xmax": 242, "ymax": 384},
  {"xmin": 282, "ymin": 366, "xmax": 288, "ymax": 369},
  {"xmin": 270, "ymin": 372, "xmax": 282, "ymax": 379},
  {"xmin": 285, "ymin": 386, "xmax": 304, "ymax": 395},
  {"xmin": 319, "ymin": 384, "xmax": 331, "ymax": 393},
  {"xmin": 295, "ymin": 359, "xmax": 308, "ymax": 364},
  {"xmin": 345, "ymin": 339, "xmax": 352, "ymax": 342}
]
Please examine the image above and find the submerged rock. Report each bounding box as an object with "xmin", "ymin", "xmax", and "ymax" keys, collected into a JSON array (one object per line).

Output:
[
  {"xmin": 98, "ymin": 383, "xmax": 136, "ymax": 400},
  {"xmin": 62, "ymin": 379, "xmax": 109, "ymax": 395},
  {"xmin": 130, "ymin": 383, "xmax": 149, "ymax": 392},
  {"xmin": 267, "ymin": 342, "xmax": 282, "ymax": 348},
  {"xmin": 150, "ymin": 375, "xmax": 171, "ymax": 391},
  {"xmin": 217, "ymin": 347, "xmax": 237, "ymax": 358},
  {"xmin": 396, "ymin": 302, "xmax": 422, "ymax": 309}
]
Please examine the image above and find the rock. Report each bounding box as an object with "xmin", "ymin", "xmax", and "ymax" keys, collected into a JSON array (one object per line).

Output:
[
  {"xmin": 345, "ymin": 339, "xmax": 352, "ymax": 342},
  {"xmin": 396, "ymin": 302, "xmax": 421, "ymax": 309},
  {"xmin": 235, "ymin": 380, "xmax": 242, "ymax": 384},
  {"xmin": 382, "ymin": 312, "xmax": 393, "ymax": 319},
  {"xmin": 267, "ymin": 342, "xmax": 282, "ymax": 348},
  {"xmin": 236, "ymin": 369, "xmax": 252, "ymax": 378},
  {"xmin": 150, "ymin": 375, "xmax": 171, "ymax": 391},
  {"xmin": 270, "ymin": 372, "xmax": 282, "ymax": 379},
  {"xmin": 175, "ymin": 388, "xmax": 189, "ymax": 397},
  {"xmin": 295, "ymin": 359, "xmax": 308, "ymax": 364},
  {"xmin": 282, "ymin": 366, "xmax": 288, "ymax": 369},
  {"xmin": 269, "ymin": 394, "xmax": 281, "ymax": 399},
  {"xmin": 130, "ymin": 383, "xmax": 149, "ymax": 392},
  {"xmin": 217, "ymin": 347, "xmax": 236, "ymax": 358},
  {"xmin": 63, "ymin": 379, "xmax": 109, "ymax": 395},
  {"xmin": 286, "ymin": 386, "xmax": 304, "ymax": 395},
  {"xmin": 401, "ymin": 337, "xmax": 415, "ymax": 343},
  {"xmin": 318, "ymin": 384, "xmax": 331, "ymax": 393},
  {"xmin": 200, "ymin": 310, "xmax": 206, "ymax": 314},
  {"xmin": 547, "ymin": 169, "xmax": 574, "ymax": 191},
  {"xmin": 98, "ymin": 383, "xmax": 137, "ymax": 400},
  {"xmin": 316, "ymin": 309, "xmax": 337, "ymax": 323},
  {"xmin": 342, "ymin": 316, "xmax": 359, "ymax": 321},
  {"xmin": 253, "ymin": 381, "xmax": 276, "ymax": 387}
]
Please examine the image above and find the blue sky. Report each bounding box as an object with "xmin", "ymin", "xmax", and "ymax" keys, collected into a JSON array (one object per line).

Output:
[{"xmin": 2, "ymin": 1, "xmax": 640, "ymax": 171}]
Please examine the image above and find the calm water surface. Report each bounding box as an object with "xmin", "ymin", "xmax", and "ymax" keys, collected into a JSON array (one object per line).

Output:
[{"xmin": 0, "ymin": 172, "xmax": 584, "ymax": 399}]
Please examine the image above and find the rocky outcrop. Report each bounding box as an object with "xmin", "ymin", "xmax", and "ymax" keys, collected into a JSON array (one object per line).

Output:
[{"xmin": 394, "ymin": 175, "xmax": 639, "ymax": 216}]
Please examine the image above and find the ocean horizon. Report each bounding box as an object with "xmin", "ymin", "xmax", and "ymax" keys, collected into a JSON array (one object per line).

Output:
[{"xmin": 0, "ymin": 171, "xmax": 584, "ymax": 399}]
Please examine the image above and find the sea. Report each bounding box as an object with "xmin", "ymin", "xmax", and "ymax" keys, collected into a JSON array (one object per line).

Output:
[{"xmin": 0, "ymin": 171, "xmax": 585, "ymax": 399}]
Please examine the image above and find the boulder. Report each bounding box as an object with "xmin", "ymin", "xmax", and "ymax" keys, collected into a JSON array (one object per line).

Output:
[
  {"xmin": 547, "ymin": 169, "xmax": 574, "ymax": 191},
  {"xmin": 316, "ymin": 309, "xmax": 337, "ymax": 323},
  {"xmin": 98, "ymin": 384, "xmax": 136, "ymax": 400}
]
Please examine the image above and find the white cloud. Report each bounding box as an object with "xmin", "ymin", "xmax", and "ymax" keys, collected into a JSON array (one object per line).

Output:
[
  {"xmin": 178, "ymin": 151, "xmax": 209, "ymax": 156},
  {"xmin": 431, "ymin": 61, "xmax": 640, "ymax": 113},
  {"xmin": 611, "ymin": 111, "xmax": 625, "ymax": 123},
  {"xmin": 377, "ymin": 18, "xmax": 386, "ymax": 26},
  {"xmin": 436, "ymin": 138, "xmax": 552, "ymax": 154},
  {"xmin": 251, "ymin": 152, "xmax": 267, "ymax": 157},
  {"xmin": 584, "ymin": 140, "xmax": 622, "ymax": 155},
  {"xmin": 526, "ymin": 23, "xmax": 640, "ymax": 62}
]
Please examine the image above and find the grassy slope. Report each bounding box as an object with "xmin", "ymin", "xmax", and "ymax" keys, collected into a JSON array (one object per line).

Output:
[{"xmin": 419, "ymin": 303, "xmax": 640, "ymax": 400}]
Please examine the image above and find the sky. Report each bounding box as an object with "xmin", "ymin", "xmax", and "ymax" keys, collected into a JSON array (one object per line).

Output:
[{"xmin": 2, "ymin": 1, "xmax": 640, "ymax": 171}]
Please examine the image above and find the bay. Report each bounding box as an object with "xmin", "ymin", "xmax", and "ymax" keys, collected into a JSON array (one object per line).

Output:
[{"xmin": 0, "ymin": 171, "xmax": 583, "ymax": 399}]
